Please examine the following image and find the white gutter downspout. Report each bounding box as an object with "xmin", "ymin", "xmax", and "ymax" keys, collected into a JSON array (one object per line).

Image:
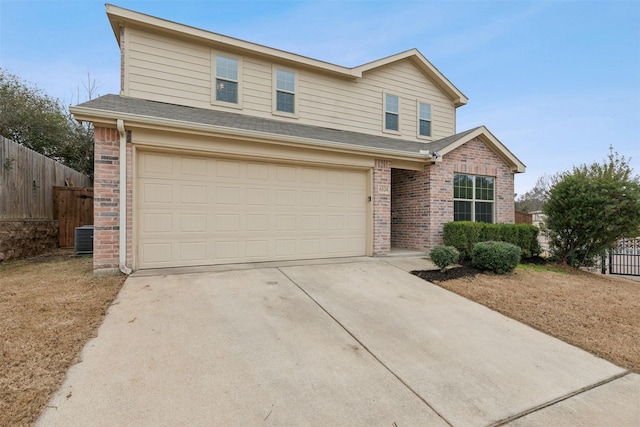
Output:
[{"xmin": 117, "ymin": 119, "xmax": 132, "ymax": 275}]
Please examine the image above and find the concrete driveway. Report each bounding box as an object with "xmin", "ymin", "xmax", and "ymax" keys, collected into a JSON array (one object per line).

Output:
[{"xmin": 38, "ymin": 257, "xmax": 639, "ymax": 426}]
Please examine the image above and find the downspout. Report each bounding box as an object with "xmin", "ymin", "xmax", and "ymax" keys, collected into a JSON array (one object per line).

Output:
[{"xmin": 117, "ymin": 119, "xmax": 132, "ymax": 275}]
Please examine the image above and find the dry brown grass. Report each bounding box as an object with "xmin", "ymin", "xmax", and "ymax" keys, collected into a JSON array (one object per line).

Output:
[
  {"xmin": 0, "ymin": 249, "xmax": 125, "ymax": 427},
  {"xmin": 429, "ymin": 264, "xmax": 640, "ymax": 374}
]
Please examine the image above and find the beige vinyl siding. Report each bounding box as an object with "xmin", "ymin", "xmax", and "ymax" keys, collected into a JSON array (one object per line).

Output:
[
  {"xmin": 124, "ymin": 28, "xmax": 456, "ymax": 141},
  {"xmin": 126, "ymin": 29, "xmax": 212, "ymax": 108},
  {"xmin": 358, "ymin": 60, "xmax": 456, "ymax": 138}
]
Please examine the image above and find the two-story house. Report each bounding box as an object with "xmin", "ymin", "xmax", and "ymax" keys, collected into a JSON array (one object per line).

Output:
[{"xmin": 71, "ymin": 4, "xmax": 525, "ymax": 274}]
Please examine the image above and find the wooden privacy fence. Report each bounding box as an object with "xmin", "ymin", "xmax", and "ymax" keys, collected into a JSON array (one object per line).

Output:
[
  {"xmin": 515, "ymin": 210, "xmax": 533, "ymax": 224},
  {"xmin": 0, "ymin": 136, "xmax": 92, "ymax": 219},
  {"xmin": 53, "ymin": 187, "xmax": 94, "ymax": 247}
]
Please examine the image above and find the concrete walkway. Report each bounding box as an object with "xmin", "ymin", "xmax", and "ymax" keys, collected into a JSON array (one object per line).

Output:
[{"xmin": 38, "ymin": 257, "xmax": 640, "ymax": 426}]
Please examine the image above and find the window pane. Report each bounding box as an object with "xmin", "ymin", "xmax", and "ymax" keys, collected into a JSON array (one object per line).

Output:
[
  {"xmin": 216, "ymin": 56, "xmax": 238, "ymax": 80},
  {"xmin": 419, "ymin": 102, "xmax": 431, "ymax": 120},
  {"xmin": 276, "ymin": 70, "xmax": 295, "ymax": 92},
  {"xmin": 276, "ymin": 91, "xmax": 295, "ymax": 113},
  {"xmin": 475, "ymin": 202, "xmax": 493, "ymax": 223},
  {"xmin": 385, "ymin": 94, "xmax": 399, "ymax": 113},
  {"xmin": 453, "ymin": 174, "xmax": 473, "ymax": 199},
  {"xmin": 419, "ymin": 119, "xmax": 431, "ymax": 137},
  {"xmin": 385, "ymin": 112, "xmax": 399, "ymax": 131},
  {"xmin": 216, "ymin": 79, "xmax": 237, "ymax": 103},
  {"xmin": 475, "ymin": 176, "xmax": 494, "ymax": 200},
  {"xmin": 454, "ymin": 201, "xmax": 472, "ymax": 221}
]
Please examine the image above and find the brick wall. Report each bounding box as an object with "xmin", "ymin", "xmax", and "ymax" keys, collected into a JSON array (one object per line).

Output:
[
  {"xmin": 373, "ymin": 159, "xmax": 391, "ymax": 255},
  {"xmin": 0, "ymin": 220, "xmax": 58, "ymax": 261},
  {"xmin": 447, "ymin": 137, "xmax": 515, "ymax": 225},
  {"xmin": 93, "ymin": 126, "xmax": 132, "ymax": 273},
  {"xmin": 391, "ymin": 167, "xmax": 430, "ymax": 251},
  {"xmin": 391, "ymin": 137, "xmax": 516, "ymax": 253}
]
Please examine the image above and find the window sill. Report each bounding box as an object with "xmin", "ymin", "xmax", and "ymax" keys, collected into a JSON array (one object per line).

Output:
[
  {"xmin": 272, "ymin": 110, "xmax": 299, "ymax": 119},
  {"xmin": 211, "ymin": 100, "xmax": 243, "ymax": 110}
]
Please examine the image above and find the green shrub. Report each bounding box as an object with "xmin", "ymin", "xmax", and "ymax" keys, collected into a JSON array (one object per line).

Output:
[
  {"xmin": 443, "ymin": 221, "xmax": 482, "ymax": 259},
  {"xmin": 472, "ymin": 241, "xmax": 521, "ymax": 274},
  {"xmin": 429, "ymin": 246, "xmax": 460, "ymax": 270},
  {"xmin": 443, "ymin": 222, "xmax": 540, "ymax": 260}
]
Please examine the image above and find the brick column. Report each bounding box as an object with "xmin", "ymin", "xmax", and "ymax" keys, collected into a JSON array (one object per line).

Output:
[
  {"xmin": 373, "ymin": 159, "xmax": 391, "ymax": 255},
  {"xmin": 93, "ymin": 127, "xmax": 121, "ymax": 273}
]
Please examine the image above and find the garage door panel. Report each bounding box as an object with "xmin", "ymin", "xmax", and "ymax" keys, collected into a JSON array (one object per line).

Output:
[
  {"xmin": 137, "ymin": 152, "xmax": 367, "ymax": 269},
  {"xmin": 180, "ymin": 214, "xmax": 206, "ymax": 232},
  {"xmin": 216, "ymin": 160, "xmax": 241, "ymax": 178},
  {"xmin": 180, "ymin": 241, "xmax": 207, "ymax": 262},
  {"xmin": 180, "ymin": 157, "xmax": 207, "ymax": 176},
  {"xmin": 143, "ymin": 182, "xmax": 173, "ymax": 203}
]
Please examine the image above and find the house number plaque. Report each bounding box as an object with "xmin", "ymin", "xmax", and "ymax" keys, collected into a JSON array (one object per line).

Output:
[{"xmin": 378, "ymin": 184, "xmax": 390, "ymax": 195}]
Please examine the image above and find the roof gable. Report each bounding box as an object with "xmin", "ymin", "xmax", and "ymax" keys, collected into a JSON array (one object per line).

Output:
[
  {"xmin": 354, "ymin": 49, "xmax": 467, "ymax": 107},
  {"xmin": 106, "ymin": 4, "xmax": 466, "ymax": 106},
  {"xmin": 430, "ymin": 126, "xmax": 526, "ymax": 173}
]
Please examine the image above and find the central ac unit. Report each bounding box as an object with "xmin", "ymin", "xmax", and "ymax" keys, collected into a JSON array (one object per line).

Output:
[{"xmin": 74, "ymin": 225, "xmax": 94, "ymax": 255}]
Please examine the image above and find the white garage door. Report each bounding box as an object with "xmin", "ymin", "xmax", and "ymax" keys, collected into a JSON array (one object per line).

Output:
[{"xmin": 137, "ymin": 151, "xmax": 368, "ymax": 269}]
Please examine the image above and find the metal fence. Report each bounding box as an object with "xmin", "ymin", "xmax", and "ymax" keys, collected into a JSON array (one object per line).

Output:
[{"xmin": 609, "ymin": 238, "xmax": 640, "ymax": 276}]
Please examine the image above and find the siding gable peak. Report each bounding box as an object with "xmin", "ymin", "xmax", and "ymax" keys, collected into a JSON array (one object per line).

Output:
[{"xmin": 354, "ymin": 49, "xmax": 467, "ymax": 108}]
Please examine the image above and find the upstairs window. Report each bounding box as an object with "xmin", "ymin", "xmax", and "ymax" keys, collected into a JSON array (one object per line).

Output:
[
  {"xmin": 454, "ymin": 174, "xmax": 495, "ymax": 223},
  {"xmin": 418, "ymin": 102, "xmax": 432, "ymax": 137},
  {"xmin": 275, "ymin": 69, "xmax": 296, "ymax": 114},
  {"xmin": 215, "ymin": 55, "xmax": 239, "ymax": 104},
  {"xmin": 384, "ymin": 94, "xmax": 399, "ymax": 132}
]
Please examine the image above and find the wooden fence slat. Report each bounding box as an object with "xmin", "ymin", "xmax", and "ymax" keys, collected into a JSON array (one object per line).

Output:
[
  {"xmin": 515, "ymin": 210, "xmax": 533, "ymax": 224},
  {"xmin": 0, "ymin": 136, "xmax": 92, "ymax": 219},
  {"xmin": 53, "ymin": 186, "xmax": 94, "ymax": 247}
]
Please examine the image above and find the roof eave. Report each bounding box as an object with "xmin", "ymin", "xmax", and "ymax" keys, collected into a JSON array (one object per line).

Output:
[
  {"xmin": 105, "ymin": 4, "xmax": 360, "ymax": 80},
  {"xmin": 438, "ymin": 126, "xmax": 526, "ymax": 173},
  {"xmin": 70, "ymin": 105, "xmax": 430, "ymax": 164},
  {"xmin": 353, "ymin": 49, "xmax": 468, "ymax": 107}
]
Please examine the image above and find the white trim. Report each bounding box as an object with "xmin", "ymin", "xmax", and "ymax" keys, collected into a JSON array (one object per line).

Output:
[
  {"xmin": 272, "ymin": 65, "xmax": 299, "ymax": 118},
  {"xmin": 211, "ymin": 51, "xmax": 243, "ymax": 110},
  {"xmin": 438, "ymin": 126, "xmax": 526, "ymax": 173},
  {"xmin": 382, "ymin": 92, "xmax": 401, "ymax": 135},
  {"xmin": 416, "ymin": 100, "xmax": 433, "ymax": 141},
  {"xmin": 453, "ymin": 173, "xmax": 495, "ymax": 223}
]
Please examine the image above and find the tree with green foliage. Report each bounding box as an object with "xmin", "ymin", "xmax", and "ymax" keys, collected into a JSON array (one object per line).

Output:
[
  {"xmin": 543, "ymin": 147, "xmax": 640, "ymax": 266},
  {"xmin": 0, "ymin": 69, "xmax": 94, "ymax": 178}
]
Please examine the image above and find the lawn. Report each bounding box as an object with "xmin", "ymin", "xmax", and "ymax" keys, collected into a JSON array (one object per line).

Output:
[
  {"xmin": 0, "ymin": 250, "xmax": 125, "ymax": 427},
  {"xmin": 413, "ymin": 261, "xmax": 640, "ymax": 374}
]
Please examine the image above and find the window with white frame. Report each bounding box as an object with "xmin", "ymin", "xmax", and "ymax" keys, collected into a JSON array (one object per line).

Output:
[
  {"xmin": 275, "ymin": 69, "xmax": 296, "ymax": 113},
  {"xmin": 384, "ymin": 94, "xmax": 399, "ymax": 132},
  {"xmin": 418, "ymin": 102, "xmax": 432, "ymax": 137},
  {"xmin": 215, "ymin": 55, "xmax": 239, "ymax": 104},
  {"xmin": 453, "ymin": 174, "xmax": 495, "ymax": 223}
]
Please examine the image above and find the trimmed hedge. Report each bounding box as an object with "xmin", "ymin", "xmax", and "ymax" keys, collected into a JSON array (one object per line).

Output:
[
  {"xmin": 443, "ymin": 221, "xmax": 541, "ymax": 260},
  {"xmin": 429, "ymin": 245, "xmax": 460, "ymax": 270},
  {"xmin": 472, "ymin": 241, "xmax": 521, "ymax": 274}
]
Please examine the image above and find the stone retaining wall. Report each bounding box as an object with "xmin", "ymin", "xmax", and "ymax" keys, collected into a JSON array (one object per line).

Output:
[{"xmin": 0, "ymin": 220, "xmax": 59, "ymax": 261}]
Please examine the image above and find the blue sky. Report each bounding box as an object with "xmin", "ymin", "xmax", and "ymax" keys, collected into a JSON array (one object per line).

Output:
[{"xmin": 1, "ymin": 0, "xmax": 639, "ymax": 195}]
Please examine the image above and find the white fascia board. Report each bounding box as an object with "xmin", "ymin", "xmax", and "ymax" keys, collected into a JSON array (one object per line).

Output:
[
  {"xmin": 438, "ymin": 126, "xmax": 526, "ymax": 173},
  {"xmin": 105, "ymin": 4, "xmax": 359, "ymax": 80},
  {"xmin": 354, "ymin": 49, "xmax": 468, "ymax": 107}
]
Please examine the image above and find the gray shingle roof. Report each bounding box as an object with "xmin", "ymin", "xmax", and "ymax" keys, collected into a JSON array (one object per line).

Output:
[{"xmin": 75, "ymin": 95, "xmax": 478, "ymax": 155}]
